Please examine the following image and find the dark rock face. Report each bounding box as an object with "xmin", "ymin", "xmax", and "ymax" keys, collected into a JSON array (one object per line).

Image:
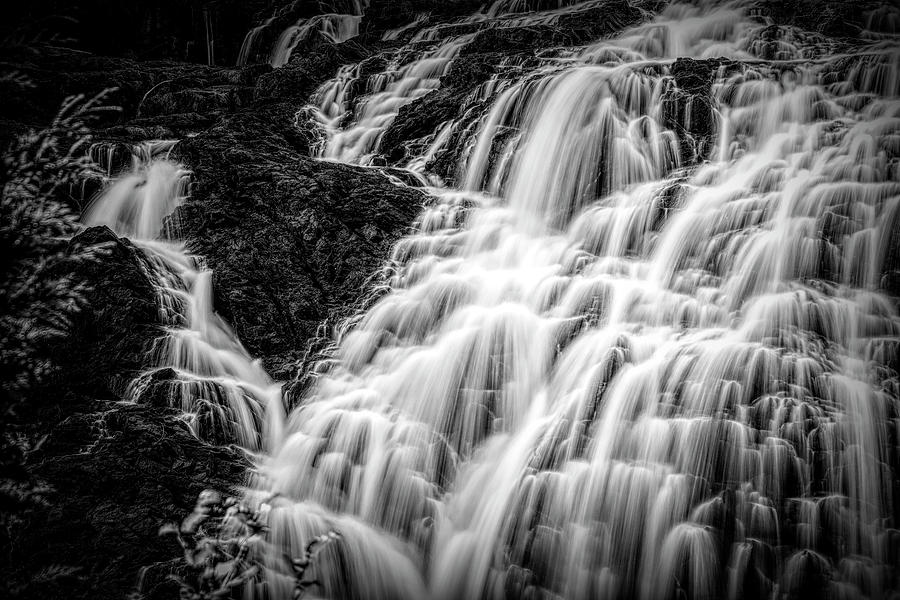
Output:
[
  {"xmin": 252, "ymin": 39, "xmax": 372, "ymax": 104},
  {"xmin": 16, "ymin": 404, "xmax": 246, "ymax": 600},
  {"xmin": 468, "ymin": 0, "xmax": 642, "ymax": 53},
  {"xmin": 0, "ymin": 35, "xmax": 370, "ymax": 141},
  {"xmin": 0, "ymin": 47, "xmax": 259, "ymax": 141},
  {"xmin": 757, "ymin": 0, "xmax": 884, "ymax": 38},
  {"xmin": 661, "ymin": 58, "xmax": 728, "ymax": 165},
  {"xmin": 55, "ymin": 227, "xmax": 163, "ymax": 397},
  {"xmin": 378, "ymin": 53, "xmax": 499, "ymax": 168},
  {"xmin": 175, "ymin": 119, "xmax": 427, "ymax": 378},
  {"xmin": 360, "ymin": 0, "xmax": 484, "ymax": 34}
]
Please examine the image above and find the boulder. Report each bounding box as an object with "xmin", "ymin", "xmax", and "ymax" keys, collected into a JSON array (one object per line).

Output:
[
  {"xmin": 17, "ymin": 402, "xmax": 246, "ymax": 600},
  {"xmin": 174, "ymin": 118, "xmax": 428, "ymax": 379},
  {"xmin": 56, "ymin": 226, "xmax": 163, "ymax": 398}
]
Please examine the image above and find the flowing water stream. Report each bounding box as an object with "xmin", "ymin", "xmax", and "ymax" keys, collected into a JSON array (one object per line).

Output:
[
  {"xmin": 82, "ymin": 142, "xmax": 283, "ymax": 451},
  {"xmin": 248, "ymin": 1, "xmax": 900, "ymax": 598},
  {"xmin": 237, "ymin": 0, "xmax": 369, "ymax": 67}
]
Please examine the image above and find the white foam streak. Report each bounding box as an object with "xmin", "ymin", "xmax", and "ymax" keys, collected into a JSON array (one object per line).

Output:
[{"xmin": 83, "ymin": 144, "xmax": 281, "ymax": 450}]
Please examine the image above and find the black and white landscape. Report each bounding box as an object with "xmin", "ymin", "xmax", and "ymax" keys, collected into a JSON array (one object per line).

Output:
[{"xmin": 2, "ymin": 0, "xmax": 900, "ymax": 598}]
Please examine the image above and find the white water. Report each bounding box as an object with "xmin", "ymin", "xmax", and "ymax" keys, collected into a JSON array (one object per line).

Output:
[
  {"xmin": 309, "ymin": 0, "xmax": 643, "ymax": 166},
  {"xmin": 249, "ymin": 1, "xmax": 900, "ymax": 599},
  {"xmin": 270, "ymin": 14, "xmax": 363, "ymax": 68},
  {"xmin": 314, "ymin": 32, "xmax": 476, "ymax": 163},
  {"xmin": 82, "ymin": 143, "xmax": 282, "ymax": 451},
  {"xmin": 237, "ymin": 1, "xmax": 368, "ymax": 67}
]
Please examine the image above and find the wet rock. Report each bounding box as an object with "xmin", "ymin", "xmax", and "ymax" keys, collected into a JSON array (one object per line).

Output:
[
  {"xmin": 661, "ymin": 58, "xmax": 726, "ymax": 164},
  {"xmin": 57, "ymin": 226, "xmax": 164, "ymax": 398},
  {"xmin": 232, "ymin": 0, "xmax": 358, "ymax": 66},
  {"xmin": 466, "ymin": 1, "xmax": 640, "ymax": 53},
  {"xmin": 253, "ymin": 39, "xmax": 373, "ymax": 103},
  {"xmin": 130, "ymin": 367, "xmax": 181, "ymax": 409},
  {"xmin": 379, "ymin": 81, "xmax": 486, "ymax": 165},
  {"xmin": 759, "ymin": 0, "xmax": 876, "ymax": 38},
  {"xmin": 360, "ymin": 0, "xmax": 484, "ymax": 35},
  {"xmin": 376, "ymin": 0, "xmax": 643, "ymax": 183},
  {"xmin": 173, "ymin": 113, "xmax": 428, "ymax": 379},
  {"xmin": 882, "ymin": 207, "xmax": 900, "ymax": 299}
]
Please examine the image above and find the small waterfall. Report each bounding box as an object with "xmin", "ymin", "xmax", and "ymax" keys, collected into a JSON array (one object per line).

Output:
[
  {"xmin": 313, "ymin": 32, "xmax": 476, "ymax": 164},
  {"xmin": 237, "ymin": 16, "xmax": 277, "ymax": 66},
  {"xmin": 82, "ymin": 142, "xmax": 281, "ymax": 450},
  {"xmin": 237, "ymin": 1, "xmax": 368, "ymax": 68},
  {"xmin": 270, "ymin": 14, "xmax": 363, "ymax": 68},
  {"xmin": 249, "ymin": 1, "xmax": 900, "ymax": 598}
]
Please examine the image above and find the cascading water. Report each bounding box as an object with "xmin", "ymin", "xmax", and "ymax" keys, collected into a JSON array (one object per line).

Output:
[
  {"xmin": 82, "ymin": 142, "xmax": 281, "ymax": 451},
  {"xmin": 269, "ymin": 14, "xmax": 363, "ymax": 68},
  {"xmin": 237, "ymin": 1, "xmax": 369, "ymax": 67},
  {"xmin": 313, "ymin": 32, "xmax": 477, "ymax": 164},
  {"xmin": 309, "ymin": 0, "xmax": 643, "ymax": 167},
  {"xmin": 248, "ymin": 0, "xmax": 900, "ymax": 597}
]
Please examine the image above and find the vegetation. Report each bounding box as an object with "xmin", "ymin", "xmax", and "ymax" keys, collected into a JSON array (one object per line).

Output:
[
  {"xmin": 0, "ymin": 90, "xmax": 111, "ymax": 399},
  {"xmin": 0, "ymin": 87, "xmax": 112, "ymax": 596},
  {"xmin": 157, "ymin": 490, "xmax": 340, "ymax": 600}
]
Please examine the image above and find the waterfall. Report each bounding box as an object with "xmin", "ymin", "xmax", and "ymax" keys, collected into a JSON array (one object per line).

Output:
[
  {"xmin": 246, "ymin": 0, "xmax": 900, "ymax": 598},
  {"xmin": 308, "ymin": 0, "xmax": 646, "ymax": 167},
  {"xmin": 237, "ymin": 16, "xmax": 278, "ymax": 67},
  {"xmin": 237, "ymin": 1, "xmax": 369, "ymax": 67},
  {"xmin": 270, "ymin": 14, "xmax": 363, "ymax": 68},
  {"xmin": 313, "ymin": 32, "xmax": 477, "ymax": 164},
  {"xmin": 82, "ymin": 142, "xmax": 282, "ymax": 451}
]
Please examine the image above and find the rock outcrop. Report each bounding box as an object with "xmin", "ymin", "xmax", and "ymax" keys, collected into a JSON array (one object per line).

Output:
[
  {"xmin": 661, "ymin": 57, "xmax": 732, "ymax": 164},
  {"xmin": 175, "ymin": 120, "xmax": 427, "ymax": 378}
]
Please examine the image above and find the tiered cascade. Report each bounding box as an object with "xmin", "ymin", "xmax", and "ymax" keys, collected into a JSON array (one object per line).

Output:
[{"xmin": 245, "ymin": 1, "xmax": 900, "ymax": 598}]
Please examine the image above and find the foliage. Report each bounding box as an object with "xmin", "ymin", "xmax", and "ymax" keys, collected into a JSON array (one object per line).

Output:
[
  {"xmin": 287, "ymin": 530, "xmax": 342, "ymax": 600},
  {"xmin": 156, "ymin": 490, "xmax": 340, "ymax": 600},
  {"xmin": 0, "ymin": 89, "xmax": 114, "ymax": 408},
  {"xmin": 0, "ymin": 88, "xmax": 113, "ymax": 596}
]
